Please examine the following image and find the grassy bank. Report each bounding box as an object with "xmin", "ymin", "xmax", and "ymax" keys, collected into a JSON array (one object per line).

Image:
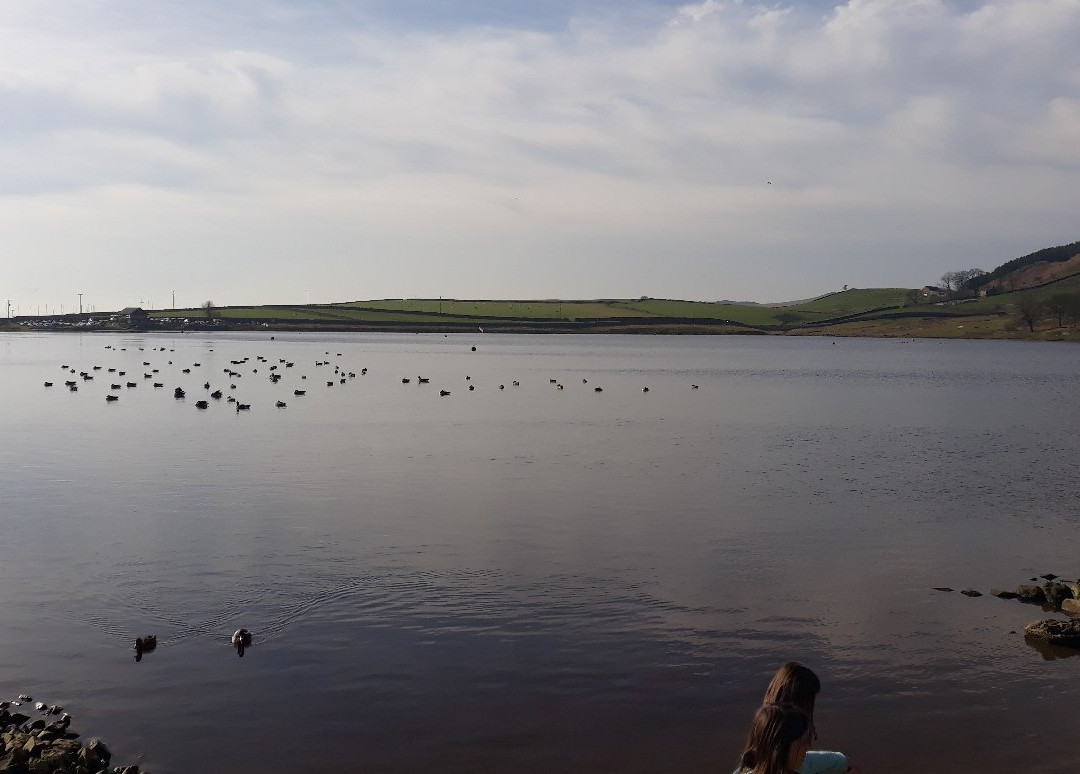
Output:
[{"xmin": 9, "ymin": 277, "xmax": 1080, "ymax": 340}]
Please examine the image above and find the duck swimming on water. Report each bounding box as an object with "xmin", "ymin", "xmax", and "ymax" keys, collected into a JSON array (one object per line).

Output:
[{"xmin": 231, "ymin": 629, "xmax": 252, "ymax": 657}]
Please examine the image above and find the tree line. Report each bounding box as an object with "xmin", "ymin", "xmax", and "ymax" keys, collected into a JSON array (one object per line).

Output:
[{"xmin": 1013, "ymin": 292, "xmax": 1080, "ymax": 332}]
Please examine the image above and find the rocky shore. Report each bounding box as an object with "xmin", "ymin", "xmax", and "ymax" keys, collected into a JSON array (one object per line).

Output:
[
  {"xmin": 935, "ymin": 572, "xmax": 1080, "ymax": 650},
  {"xmin": 1, "ymin": 696, "xmax": 143, "ymax": 774}
]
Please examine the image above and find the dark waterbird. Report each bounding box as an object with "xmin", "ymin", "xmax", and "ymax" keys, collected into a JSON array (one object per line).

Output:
[{"xmin": 231, "ymin": 628, "xmax": 252, "ymax": 657}]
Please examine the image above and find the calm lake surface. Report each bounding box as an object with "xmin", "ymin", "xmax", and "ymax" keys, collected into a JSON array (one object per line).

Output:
[{"xmin": 2, "ymin": 331, "xmax": 1078, "ymax": 773}]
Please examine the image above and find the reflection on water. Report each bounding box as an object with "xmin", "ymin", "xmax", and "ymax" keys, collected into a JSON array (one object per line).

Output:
[
  {"xmin": 2, "ymin": 332, "xmax": 1080, "ymax": 773},
  {"xmin": 1024, "ymin": 637, "xmax": 1080, "ymax": 661}
]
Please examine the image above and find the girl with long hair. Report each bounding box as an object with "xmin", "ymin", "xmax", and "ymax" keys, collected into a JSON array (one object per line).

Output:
[
  {"xmin": 760, "ymin": 662, "xmax": 859, "ymax": 774},
  {"xmin": 735, "ymin": 703, "xmax": 813, "ymax": 774}
]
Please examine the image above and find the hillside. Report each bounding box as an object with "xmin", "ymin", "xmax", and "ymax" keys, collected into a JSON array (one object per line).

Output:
[{"xmin": 973, "ymin": 240, "xmax": 1080, "ymax": 293}]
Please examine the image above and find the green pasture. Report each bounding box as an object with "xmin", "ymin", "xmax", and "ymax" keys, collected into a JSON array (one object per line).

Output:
[
  {"xmin": 141, "ymin": 276, "xmax": 1080, "ymax": 333},
  {"xmin": 339, "ymin": 299, "xmax": 653, "ymax": 319}
]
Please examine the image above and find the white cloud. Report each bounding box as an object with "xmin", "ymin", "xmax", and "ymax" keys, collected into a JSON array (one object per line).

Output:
[{"xmin": 1, "ymin": 1, "xmax": 1078, "ymax": 310}]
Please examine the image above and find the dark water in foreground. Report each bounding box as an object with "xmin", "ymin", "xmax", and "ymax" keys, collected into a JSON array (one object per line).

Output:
[{"xmin": 1, "ymin": 332, "xmax": 1078, "ymax": 773}]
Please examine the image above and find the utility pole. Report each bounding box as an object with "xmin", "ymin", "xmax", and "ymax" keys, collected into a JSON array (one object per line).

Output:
[
  {"xmin": 172, "ymin": 290, "xmax": 175, "ymax": 309},
  {"xmin": 4, "ymin": 299, "xmax": 10, "ymax": 318},
  {"xmin": 78, "ymin": 293, "xmax": 83, "ymax": 315}
]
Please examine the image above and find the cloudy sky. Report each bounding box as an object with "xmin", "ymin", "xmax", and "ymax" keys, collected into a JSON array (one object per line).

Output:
[{"xmin": 2, "ymin": 0, "xmax": 1078, "ymax": 313}]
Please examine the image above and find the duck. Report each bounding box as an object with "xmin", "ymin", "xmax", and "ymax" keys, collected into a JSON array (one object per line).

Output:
[
  {"xmin": 105, "ymin": 395, "xmax": 119, "ymax": 402},
  {"xmin": 440, "ymin": 390, "xmax": 451, "ymax": 397},
  {"xmin": 195, "ymin": 400, "xmax": 209, "ymax": 409},
  {"xmin": 293, "ymin": 389, "xmax": 306, "ymax": 396},
  {"xmin": 275, "ymin": 401, "xmax": 287, "ymax": 408},
  {"xmin": 174, "ymin": 387, "xmax": 185, "ymax": 398},
  {"xmin": 134, "ymin": 635, "xmax": 157, "ymax": 654},
  {"xmin": 231, "ymin": 629, "xmax": 252, "ymax": 656}
]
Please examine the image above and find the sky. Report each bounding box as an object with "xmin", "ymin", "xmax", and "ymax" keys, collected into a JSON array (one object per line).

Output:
[{"xmin": 1, "ymin": 0, "xmax": 1078, "ymax": 313}]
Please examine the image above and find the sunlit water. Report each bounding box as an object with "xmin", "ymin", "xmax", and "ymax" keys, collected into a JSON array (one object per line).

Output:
[{"xmin": 1, "ymin": 331, "xmax": 1078, "ymax": 773}]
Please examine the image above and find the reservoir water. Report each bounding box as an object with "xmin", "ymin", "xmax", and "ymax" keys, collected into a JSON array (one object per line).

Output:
[{"xmin": 1, "ymin": 331, "xmax": 1078, "ymax": 773}]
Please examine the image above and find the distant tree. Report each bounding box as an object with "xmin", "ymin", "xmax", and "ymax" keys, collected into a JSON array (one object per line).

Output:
[
  {"xmin": 957, "ymin": 268, "xmax": 988, "ymax": 293},
  {"xmin": 1043, "ymin": 294, "xmax": 1069, "ymax": 328},
  {"xmin": 904, "ymin": 289, "xmax": 922, "ymax": 307},
  {"xmin": 1014, "ymin": 294, "xmax": 1044, "ymax": 333},
  {"xmin": 941, "ymin": 268, "xmax": 987, "ymax": 298},
  {"xmin": 202, "ymin": 300, "xmax": 218, "ymax": 320},
  {"xmin": 940, "ymin": 271, "xmax": 962, "ymax": 294},
  {"xmin": 1044, "ymin": 293, "xmax": 1080, "ymax": 328}
]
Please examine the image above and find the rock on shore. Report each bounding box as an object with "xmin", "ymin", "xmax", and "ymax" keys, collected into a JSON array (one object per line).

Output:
[
  {"xmin": 1024, "ymin": 619, "xmax": 1080, "ymax": 648},
  {"xmin": 1, "ymin": 696, "xmax": 144, "ymax": 774}
]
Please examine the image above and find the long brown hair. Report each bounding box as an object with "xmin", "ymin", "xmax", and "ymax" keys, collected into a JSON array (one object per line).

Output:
[
  {"xmin": 737, "ymin": 703, "xmax": 810, "ymax": 774},
  {"xmin": 762, "ymin": 662, "xmax": 821, "ymax": 720}
]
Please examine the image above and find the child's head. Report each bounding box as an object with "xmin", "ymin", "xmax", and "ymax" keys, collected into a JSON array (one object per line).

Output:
[
  {"xmin": 738, "ymin": 703, "xmax": 812, "ymax": 774},
  {"xmin": 763, "ymin": 662, "xmax": 821, "ymax": 719}
]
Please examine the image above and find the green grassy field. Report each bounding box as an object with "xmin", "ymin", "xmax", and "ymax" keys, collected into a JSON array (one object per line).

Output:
[{"xmin": 139, "ymin": 276, "xmax": 1080, "ymax": 338}]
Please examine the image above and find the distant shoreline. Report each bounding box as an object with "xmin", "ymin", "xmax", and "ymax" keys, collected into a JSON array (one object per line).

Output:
[{"xmin": 4, "ymin": 318, "xmax": 1077, "ymax": 342}]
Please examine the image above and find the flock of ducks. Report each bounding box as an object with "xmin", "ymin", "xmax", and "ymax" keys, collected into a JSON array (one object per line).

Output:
[
  {"xmin": 44, "ymin": 343, "xmax": 703, "ymax": 410},
  {"xmin": 46, "ymin": 340, "xmax": 704, "ymax": 666}
]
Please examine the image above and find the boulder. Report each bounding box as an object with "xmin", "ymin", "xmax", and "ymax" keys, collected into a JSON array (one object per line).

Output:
[
  {"xmin": 1042, "ymin": 581, "xmax": 1075, "ymax": 608},
  {"xmin": 990, "ymin": 589, "xmax": 1020, "ymax": 599},
  {"xmin": 0, "ymin": 749, "xmax": 29, "ymax": 772},
  {"xmin": 85, "ymin": 738, "xmax": 110, "ymax": 764},
  {"xmin": 1062, "ymin": 599, "xmax": 1080, "ymax": 615},
  {"xmin": 29, "ymin": 745, "xmax": 75, "ymax": 774},
  {"xmin": 1016, "ymin": 584, "xmax": 1046, "ymax": 603},
  {"xmin": 1024, "ymin": 618, "xmax": 1080, "ymax": 647},
  {"xmin": 960, "ymin": 588, "xmax": 982, "ymax": 597}
]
